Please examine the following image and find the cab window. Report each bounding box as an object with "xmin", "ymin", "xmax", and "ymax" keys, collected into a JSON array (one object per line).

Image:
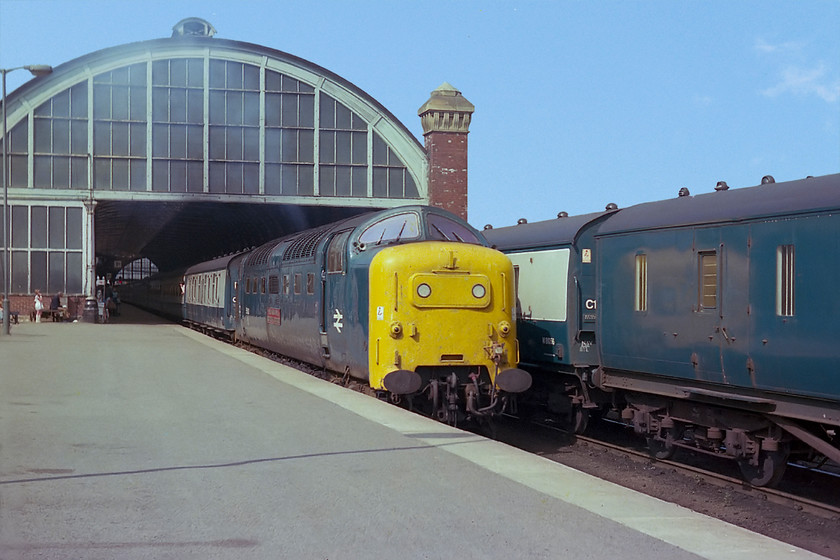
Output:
[
  {"xmin": 427, "ymin": 214, "xmax": 481, "ymax": 244},
  {"xmin": 358, "ymin": 213, "xmax": 420, "ymax": 246}
]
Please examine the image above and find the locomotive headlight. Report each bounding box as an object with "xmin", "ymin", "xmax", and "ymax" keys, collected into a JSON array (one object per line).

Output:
[
  {"xmin": 472, "ymin": 283, "xmax": 486, "ymax": 299},
  {"xmin": 498, "ymin": 320, "xmax": 511, "ymax": 337},
  {"xmin": 417, "ymin": 283, "xmax": 432, "ymax": 298}
]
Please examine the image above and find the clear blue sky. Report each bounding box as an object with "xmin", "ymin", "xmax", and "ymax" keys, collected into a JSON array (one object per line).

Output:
[{"xmin": 2, "ymin": 0, "xmax": 838, "ymax": 228}]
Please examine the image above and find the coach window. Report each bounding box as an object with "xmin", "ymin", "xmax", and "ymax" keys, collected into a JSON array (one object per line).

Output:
[
  {"xmin": 269, "ymin": 275, "xmax": 280, "ymax": 294},
  {"xmin": 698, "ymin": 251, "xmax": 717, "ymax": 310},
  {"xmin": 283, "ymin": 274, "xmax": 290, "ymax": 295},
  {"xmin": 307, "ymin": 273, "xmax": 315, "ymax": 294},
  {"xmin": 776, "ymin": 245, "xmax": 795, "ymax": 316},
  {"xmin": 294, "ymin": 273, "xmax": 302, "ymax": 294},
  {"xmin": 327, "ymin": 230, "xmax": 351, "ymax": 273},
  {"xmin": 635, "ymin": 254, "xmax": 648, "ymax": 312},
  {"xmin": 261, "ymin": 277, "xmax": 267, "ymax": 294}
]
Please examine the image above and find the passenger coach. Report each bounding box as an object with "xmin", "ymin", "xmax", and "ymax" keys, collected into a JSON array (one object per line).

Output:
[{"xmin": 486, "ymin": 174, "xmax": 840, "ymax": 486}]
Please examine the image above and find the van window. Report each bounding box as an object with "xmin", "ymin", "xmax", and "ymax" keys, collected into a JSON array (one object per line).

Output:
[{"xmin": 698, "ymin": 252, "xmax": 717, "ymax": 310}]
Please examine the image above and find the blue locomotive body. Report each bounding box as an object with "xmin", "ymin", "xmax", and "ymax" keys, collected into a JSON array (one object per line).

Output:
[{"xmin": 486, "ymin": 174, "xmax": 840, "ymax": 485}]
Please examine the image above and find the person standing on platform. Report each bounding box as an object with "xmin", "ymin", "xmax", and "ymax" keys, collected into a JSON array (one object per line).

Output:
[
  {"xmin": 50, "ymin": 291, "xmax": 65, "ymax": 321},
  {"xmin": 33, "ymin": 290, "xmax": 44, "ymax": 323}
]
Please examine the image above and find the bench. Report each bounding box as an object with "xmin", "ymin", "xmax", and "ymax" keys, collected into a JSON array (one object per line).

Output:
[{"xmin": 30, "ymin": 308, "xmax": 69, "ymax": 322}]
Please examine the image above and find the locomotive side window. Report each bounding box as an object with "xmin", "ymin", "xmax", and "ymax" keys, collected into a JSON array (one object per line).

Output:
[
  {"xmin": 245, "ymin": 278, "xmax": 251, "ymax": 294},
  {"xmin": 327, "ymin": 230, "xmax": 351, "ymax": 273},
  {"xmin": 698, "ymin": 251, "xmax": 717, "ymax": 310},
  {"xmin": 635, "ymin": 254, "xmax": 648, "ymax": 312},
  {"xmin": 427, "ymin": 214, "xmax": 482, "ymax": 245},
  {"xmin": 776, "ymin": 244, "xmax": 795, "ymax": 316},
  {"xmin": 269, "ymin": 275, "xmax": 279, "ymax": 294},
  {"xmin": 358, "ymin": 213, "xmax": 420, "ymax": 246}
]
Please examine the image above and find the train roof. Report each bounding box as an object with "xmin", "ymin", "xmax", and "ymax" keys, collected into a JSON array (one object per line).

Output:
[
  {"xmin": 185, "ymin": 252, "xmax": 246, "ymax": 275},
  {"xmin": 482, "ymin": 211, "xmax": 615, "ymax": 251},
  {"xmin": 183, "ymin": 205, "xmax": 488, "ymax": 272},
  {"xmin": 597, "ymin": 174, "xmax": 840, "ymax": 236}
]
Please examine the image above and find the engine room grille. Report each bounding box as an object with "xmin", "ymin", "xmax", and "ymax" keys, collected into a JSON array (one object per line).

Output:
[
  {"xmin": 282, "ymin": 225, "xmax": 332, "ymax": 261},
  {"xmin": 246, "ymin": 240, "xmax": 283, "ymax": 266}
]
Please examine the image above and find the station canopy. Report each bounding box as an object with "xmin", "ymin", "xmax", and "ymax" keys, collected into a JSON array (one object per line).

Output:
[{"xmin": 2, "ymin": 18, "xmax": 427, "ymax": 275}]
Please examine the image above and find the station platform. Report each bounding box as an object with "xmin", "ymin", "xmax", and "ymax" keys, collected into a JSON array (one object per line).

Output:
[{"xmin": 0, "ymin": 306, "xmax": 828, "ymax": 559}]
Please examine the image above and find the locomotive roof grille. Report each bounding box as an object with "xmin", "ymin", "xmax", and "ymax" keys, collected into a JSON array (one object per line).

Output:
[
  {"xmin": 246, "ymin": 240, "xmax": 284, "ymax": 266},
  {"xmin": 282, "ymin": 225, "xmax": 332, "ymax": 261}
]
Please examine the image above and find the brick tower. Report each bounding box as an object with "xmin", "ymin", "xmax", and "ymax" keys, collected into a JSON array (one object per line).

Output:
[{"xmin": 418, "ymin": 83, "xmax": 475, "ymax": 221}]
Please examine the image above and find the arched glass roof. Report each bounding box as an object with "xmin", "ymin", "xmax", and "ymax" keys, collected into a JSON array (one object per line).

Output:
[
  {"xmin": 2, "ymin": 32, "xmax": 426, "ymax": 202},
  {"xmin": 1, "ymin": 27, "xmax": 428, "ymax": 277}
]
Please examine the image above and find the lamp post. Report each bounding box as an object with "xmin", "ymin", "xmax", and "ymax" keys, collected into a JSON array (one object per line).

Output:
[{"xmin": 2, "ymin": 64, "xmax": 53, "ymax": 336}]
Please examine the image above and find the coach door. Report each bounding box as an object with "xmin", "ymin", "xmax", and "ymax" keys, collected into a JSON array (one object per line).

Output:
[
  {"xmin": 692, "ymin": 228, "xmax": 726, "ymax": 383},
  {"xmin": 320, "ymin": 230, "xmax": 352, "ymax": 366},
  {"xmin": 693, "ymin": 226, "xmax": 751, "ymax": 386},
  {"xmin": 717, "ymin": 225, "xmax": 751, "ymax": 387}
]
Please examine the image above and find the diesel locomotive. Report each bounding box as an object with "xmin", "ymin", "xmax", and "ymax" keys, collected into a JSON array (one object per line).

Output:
[
  {"xmin": 484, "ymin": 173, "xmax": 840, "ymax": 486},
  {"xmin": 124, "ymin": 205, "xmax": 531, "ymax": 426}
]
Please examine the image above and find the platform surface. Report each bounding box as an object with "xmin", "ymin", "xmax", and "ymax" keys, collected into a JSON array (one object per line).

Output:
[{"xmin": 0, "ymin": 307, "xmax": 828, "ymax": 559}]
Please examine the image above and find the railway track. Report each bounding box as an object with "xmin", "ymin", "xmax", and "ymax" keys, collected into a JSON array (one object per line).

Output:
[
  {"xmin": 574, "ymin": 433, "xmax": 840, "ymax": 520},
  {"xmin": 501, "ymin": 415, "xmax": 840, "ymax": 522}
]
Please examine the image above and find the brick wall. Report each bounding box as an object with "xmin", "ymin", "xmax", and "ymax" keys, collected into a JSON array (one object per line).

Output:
[
  {"xmin": 4, "ymin": 294, "xmax": 84, "ymax": 322},
  {"xmin": 426, "ymin": 131, "xmax": 469, "ymax": 221}
]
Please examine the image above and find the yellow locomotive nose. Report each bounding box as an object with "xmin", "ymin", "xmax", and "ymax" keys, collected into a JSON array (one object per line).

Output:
[{"xmin": 368, "ymin": 241, "xmax": 526, "ymax": 399}]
